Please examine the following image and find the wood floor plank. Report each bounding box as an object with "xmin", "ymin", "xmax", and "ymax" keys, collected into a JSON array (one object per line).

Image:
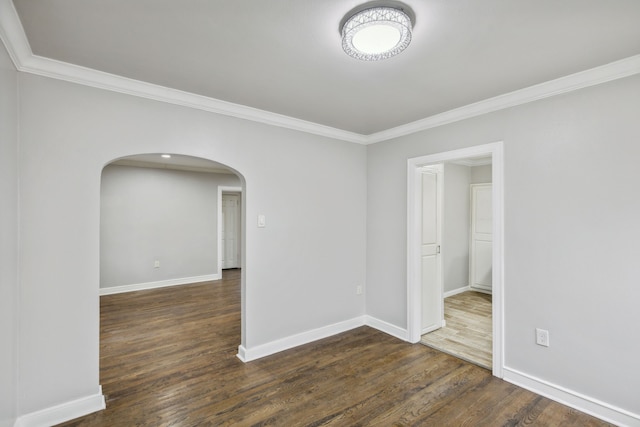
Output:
[
  {"xmin": 421, "ymin": 290, "xmax": 493, "ymax": 369},
  {"xmin": 56, "ymin": 270, "xmax": 610, "ymax": 426}
]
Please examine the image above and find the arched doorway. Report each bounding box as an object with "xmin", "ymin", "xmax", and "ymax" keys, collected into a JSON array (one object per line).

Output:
[
  {"xmin": 97, "ymin": 153, "xmax": 246, "ymax": 414},
  {"xmin": 100, "ymin": 154, "xmax": 245, "ymax": 293}
]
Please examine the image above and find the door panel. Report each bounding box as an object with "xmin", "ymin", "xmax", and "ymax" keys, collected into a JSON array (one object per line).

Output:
[
  {"xmin": 470, "ymin": 184, "xmax": 492, "ymax": 292},
  {"xmin": 421, "ymin": 170, "xmax": 442, "ymax": 333},
  {"xmin": 473, "ymin": 240, "xmax": 493, "ymax": 287}
]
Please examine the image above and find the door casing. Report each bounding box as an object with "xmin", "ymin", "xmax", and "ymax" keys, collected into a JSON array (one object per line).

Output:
[{"xmin": 407, "ymin": 141, "xmax": 504, "ymax": 378}]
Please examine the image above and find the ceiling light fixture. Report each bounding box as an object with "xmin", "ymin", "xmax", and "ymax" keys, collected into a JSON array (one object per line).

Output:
[
  {"xmin": 341, "ymin": 5, "xmax": 413, "ymax": 61},
  {"xmin": 161, "ymin": 154, "xmax": 171, "ymax": 159}
]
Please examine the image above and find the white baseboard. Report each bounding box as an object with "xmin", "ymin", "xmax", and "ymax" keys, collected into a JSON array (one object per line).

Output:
[
  {"xmin": 364, "ymin": 315, "xmax": 408, "ymax": 341},
  {"xmin": 14, "ymin": 386, "xmax": 105, "ymax": 427},
  {"xmin": 237, "ymin": 316, "xmax": 366, "ymax": 362},
  {"xmin": 444, "ymin": 285, "xmax": 470, "ymax": 298},
  {"xmin": 236, "ymin": 315, "xmax": 412, "ymax": 363},
  {"xmin": 236, "ymin": 345, "xmax": 247, "ymax": 362},
  {"xmin": 99, "ymin": 273, "xmax": 220, "ymax": 295},
  {"xmin": 503, "ymin": 367, "xmax": 640, "ymax": 427}
]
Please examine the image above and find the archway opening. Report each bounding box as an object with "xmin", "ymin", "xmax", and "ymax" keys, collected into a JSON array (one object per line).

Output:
[{"xmin": 98, "ymin": 153, "xmax": 246, "ymax": 413}]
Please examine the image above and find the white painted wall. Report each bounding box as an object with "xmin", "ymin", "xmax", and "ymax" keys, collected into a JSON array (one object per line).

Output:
[
  {"xmin": 17, "ymin": 74, "xmax": 367, "ymax": 415},
  {"xmin": 442, "ymin": 163, "xmax": 470, "ymax": 293},
  {"xmin": 0, "ymin": 41, "xmax": 18, "ymax": 427},
  {"xmin": 366, "ymin": 74, "xmax": 640, "ymax": 416},
  {"xmin": 10, "ymin": 44, "xmax": 638, "ymax": 425},
  {"xmin": 100, "ymin": 165, "xmax": 240, "ymax": 288},
  {"xmin": 471, "ymin": 164, "xmax": 492, "ymax": 183}
]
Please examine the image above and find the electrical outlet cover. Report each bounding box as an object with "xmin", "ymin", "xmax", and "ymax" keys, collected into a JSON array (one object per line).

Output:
[{"xmin": 535, "ymin": 328, "xmax": 549, "ymax": 347}]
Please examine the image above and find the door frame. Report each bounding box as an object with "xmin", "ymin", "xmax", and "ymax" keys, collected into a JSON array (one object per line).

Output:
[
  {"xmin": 407, "ymin": 141, "xmax": 504, "ymax": 377},
  {"xmin": 218, "ymin": 186, "xmax": 242, "ymax": 277}
]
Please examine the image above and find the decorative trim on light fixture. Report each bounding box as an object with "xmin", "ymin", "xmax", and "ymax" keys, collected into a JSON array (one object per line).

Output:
[{"xmin": 341, "ymin": 5, "xmax": 413, "ymax": 61}]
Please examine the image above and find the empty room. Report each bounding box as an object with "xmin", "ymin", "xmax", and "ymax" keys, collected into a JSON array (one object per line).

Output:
[{"xmin": 1, "ymin": 1, "xmax": 639, "ymax": 426}]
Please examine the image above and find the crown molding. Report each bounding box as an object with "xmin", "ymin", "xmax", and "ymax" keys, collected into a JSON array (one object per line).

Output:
[
  {"xmin": 1, "ymin": 0, "xmax": 639, "ymax": 146},
  {"xmin": 0, "ymin": 0, "xmax": 30, "ymax": 65},
  {"xmin": 20, "ymin": 54, "xmax": 369, "ymax": 145},
  {"xmin": 367, "ymin": 54, "xmax": 640, "ymax": 144},
  {"xmin": 0, "ymin": 0, "xmax": 367, "ymax": 145}
]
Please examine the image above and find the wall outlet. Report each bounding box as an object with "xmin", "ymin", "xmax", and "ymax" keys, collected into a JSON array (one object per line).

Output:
[
  {"xmin": 535, "ymin": 328, "xmax": 549, "ymax": 347},
  {"xmin": 356, "ymin": 285, "xmax": 363, "ymax": 295},
  {"xmin": 154, "ymin": 260, "xmax": 160, "ymax": 268}
]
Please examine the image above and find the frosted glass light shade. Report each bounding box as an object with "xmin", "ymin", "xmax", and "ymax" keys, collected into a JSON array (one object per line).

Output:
[{"xmin": 342, "ymin": 6, "xmax": 412, "ymax": 61}]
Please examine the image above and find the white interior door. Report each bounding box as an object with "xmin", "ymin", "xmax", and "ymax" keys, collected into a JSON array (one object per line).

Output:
[
  {"xmin": 221, "ymin": 193, "xmax": 240, "ymax": 269},
  {"xmin": 470, "ymin": 183, "xmax": 492, "ymax": 292},
  {"xmin": 421, "ymin": 168, "xmax": 442, "ymax": 333}
]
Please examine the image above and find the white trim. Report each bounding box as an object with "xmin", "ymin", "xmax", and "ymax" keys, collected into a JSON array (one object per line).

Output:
[
  {"xmin": 0, "ymin": 0, "xmax": 31, "ymax": 67},
  {"xmin": 23, "ymin": 55, "xmax": 369, "ymax": 145},
  {"xmin": 364, "ymin": 315, "xmax": 408, "ymax": 341},
  {"xmin": 0, "ymin": 1, "xmax": 366, "ymax": 145},
  {"xmin": 492, "ymin": 143, "xmax": 505, "ymax": 379},
  {"xmin": 503, "ymin": 367, "xmax": 640, "ymax": 427},
  {"xmin": 1, "ymin": 0, "xmax": 639, "ymax": 146},
  {"xmin": 99, "ymin": 274, "xmax": 219, "ymax": 295},
  {"xmin": 236, "ymin": 345, "xmax": 248, "ymax": 363},
  {"xmin": 451, "ymin": 157, "xmax": 492, "ymax": 167},
  {"xmin": 407, "ymin": 164, "xmax": 422, "ymax": 343},
  {"xmin": 14, "ymin": 386, "xmax": 105, "ymax": 427},
  {"xmin": 407, "ymin": 142, "xmax": 504, "ymax": 379},
  {"xmin": 237, "ymin": 315, "xmax": 410, "ymax": 363},
  {"xmin": 443, "ymin": 285, "xmax": 470, "ymax": 298},
  {"xmin": 367, "ymin": 55, "xmax": 640, "ymax": 144},
  {"xmin": 217, "ymin": 186, "xmax": 242, "ymax": 278},
  {"xmin": 237, "ymin": 316, "xmax": 366, "ymax": 362}
]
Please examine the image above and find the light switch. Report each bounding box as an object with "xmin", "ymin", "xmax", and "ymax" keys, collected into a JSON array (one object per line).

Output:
[{"xmin": 257, "ymin": 214, "xmax": 266, "ymax": 228}]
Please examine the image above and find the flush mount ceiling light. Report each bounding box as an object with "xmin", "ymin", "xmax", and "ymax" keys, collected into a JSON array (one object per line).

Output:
[{"xmin": 341, "ymin": 5, "xmax": 413, "ymax": 61}]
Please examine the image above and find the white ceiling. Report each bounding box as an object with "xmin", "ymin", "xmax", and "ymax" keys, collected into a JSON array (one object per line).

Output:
[{"xmin": 11, "ymin": 0, "xmax": 640, "ymax": 135}]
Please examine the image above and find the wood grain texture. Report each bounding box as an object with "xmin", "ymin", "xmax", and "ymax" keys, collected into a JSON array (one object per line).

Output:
[
  {"xmin": 422, "ymin": 290, "xmax": 493, "ymax": 369},
  {"xmin": 57, "ymin": 270, "xmax": 610, "ymax": 426}
]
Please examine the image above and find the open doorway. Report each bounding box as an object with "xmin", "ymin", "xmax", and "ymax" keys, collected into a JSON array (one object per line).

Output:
[
  {"xmin": 420, "ymin": 158, "xmax": 493, "ymax": 369},
  {"xmin": 407, "ymin": 142, "xmax": 504, "ymax": 377},
  {"xmin": 100, "ymin": 154, "xmax": 244, "ymax": 293},
  {"xmin": 98, "ymin": 153, "xmax": 246, "ymax": 414},
  {"xmin": 219, "ymin": 186, "xmax": 242, "ymax": 274}
]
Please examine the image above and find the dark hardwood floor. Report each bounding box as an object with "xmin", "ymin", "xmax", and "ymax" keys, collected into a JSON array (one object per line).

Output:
[{"xmin": 58, "ymin": 269, "xmax": 610, "ymax": 426}]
